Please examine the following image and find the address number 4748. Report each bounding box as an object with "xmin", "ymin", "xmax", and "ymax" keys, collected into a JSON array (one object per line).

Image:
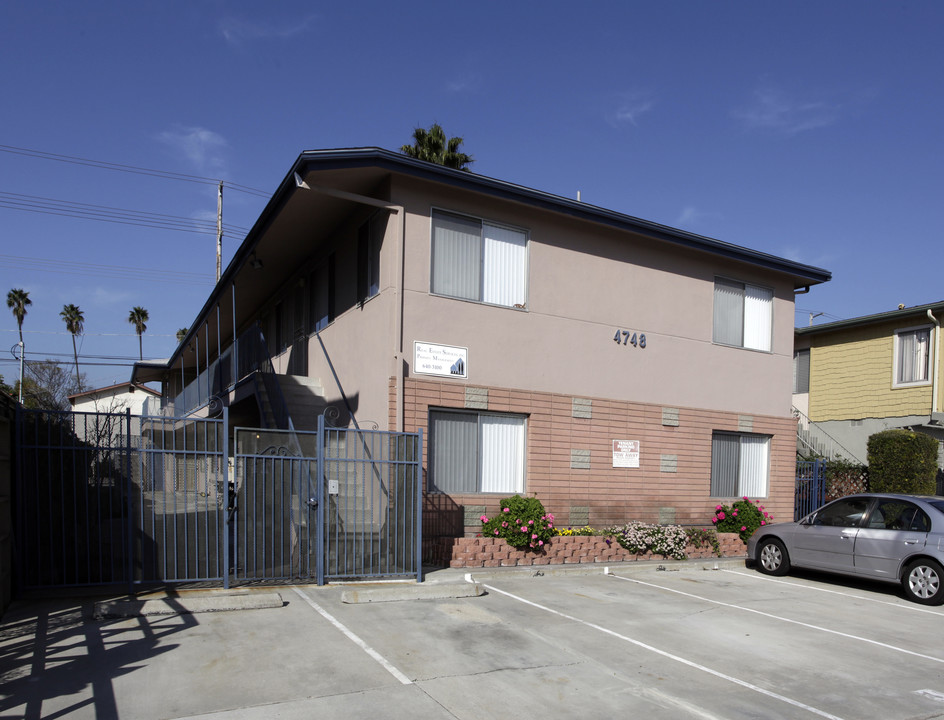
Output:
[{"xmin": 613, "ymin": 329, "xmax": 646, "ymax": 348}]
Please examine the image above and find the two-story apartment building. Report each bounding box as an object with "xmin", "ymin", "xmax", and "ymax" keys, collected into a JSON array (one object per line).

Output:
[
  {"xmin": 133, "ymin": 147, "xmax": 830, "ymax": 538},
  {"xmin": 794, "ymin": 302, "xmax": 944, "ymax": 466}
]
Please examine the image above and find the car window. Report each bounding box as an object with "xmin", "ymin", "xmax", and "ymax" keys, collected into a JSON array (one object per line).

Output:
[
  {"xmin": 813, "ymin": 498, "xmax": 871, "ymax": 528},
  {"xmin": 869, "ymin": 499, "xmax": 930, "ymax": 532}
]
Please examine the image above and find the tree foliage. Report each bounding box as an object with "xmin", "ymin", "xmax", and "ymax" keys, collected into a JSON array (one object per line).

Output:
[
  {"xmin": 17, "ymin": 360, "xmax": 85, "ymax": 411},
  {"xmin": 867, "ymin": 429, "xmax": 938, "ymax": 495},
  {"xmin": 128, "ymin": 306, "xmax": 149, "ymax": 360},
  {"xmin": 60, "ymin": 303, "xmax": 85, "ymax": 391},
  {"xmin": 400, "ymin": 123, "xmax": 473, "ymax": 170},
  {"xmin": 7, "ymin": 287, "xmax": 31, "ymax": 344}
]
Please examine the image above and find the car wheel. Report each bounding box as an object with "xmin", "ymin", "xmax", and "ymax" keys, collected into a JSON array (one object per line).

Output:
[
  {"xmin": 756, "ymin": 538, "xmax": 791, "ymax": 576},
  {"xmin": 902, "ymin": 559, "xmax": 944, "ymax": 605}
]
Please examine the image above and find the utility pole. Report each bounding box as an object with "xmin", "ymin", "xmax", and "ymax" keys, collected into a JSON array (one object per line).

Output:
[
  {"xmin": 17, "ymin": 340, "xmax": 24, "ymax": 403},
  {"xmin": 216, "ymin": 180, "xmax": 223, "ymax": 283}
]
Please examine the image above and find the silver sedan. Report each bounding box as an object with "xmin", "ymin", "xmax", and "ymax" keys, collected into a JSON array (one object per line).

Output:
[{"xmin": 747, "ymin": 493, "xmax": 944, "ymax": 605}]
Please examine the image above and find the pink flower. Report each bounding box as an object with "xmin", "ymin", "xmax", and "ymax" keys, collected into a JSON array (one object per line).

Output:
[
  {"xmin": 521, "ymin": 526, "xmax": 528, "ymax": 532},
  {"xmin": 718, "ymin": 512, "xmax": 726, "ymax": 520},
  {"xmin": 528, "ymin": 520, "xmax": 534, "ymax": 525},
  {"xmin": 532, "ymin": 533, "xmax": 538, "ymax": 539},
  {"xmin": 715, "ymin": 505, "xmax": 723, "ymax": 511},
  {"xmin": 743, "ymin": 496, "xmax": 749, "ymax": 501},
  {"xmin": 760, "ymin": 521, "xmax": 766, "ymax": 526},
  {"xmin": 763, "ymin": 512, "xmax": 769, "ymax": 518},
  {"xmin": 741, "ymin": 526, "xmax": 747, "ymax": 532},
  {"xmin": 503, "ymin": 508, "xmax": 510, "ymax": 513},
  {"xmin": 501, "ymin": 521, "xmax": 508, "ymax": 528},
  {"xmin": 711, "ymin": 515, "xmax": 718, "ymax": 523},
  {"xmin": 494, "ymin": 530, "xmax": 499, "ymax": 535},
  {"xmin": 538, "ymin": 540, "xmax": 544, "ymax": 546},
  {"xmin": 480, "ymin": 515, "xmax": 489, "ymax": 523},
  {"xmin": 732, "ymin": 510, "xmax": 738, "ymax": 516}
]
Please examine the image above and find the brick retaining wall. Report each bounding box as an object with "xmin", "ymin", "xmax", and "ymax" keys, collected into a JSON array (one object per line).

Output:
[{"xmin": 424, "ymin": 532, "xmax": 747, "ymax": 569}]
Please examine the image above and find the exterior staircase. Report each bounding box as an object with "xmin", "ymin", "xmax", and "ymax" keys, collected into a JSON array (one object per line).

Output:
[{"xmin": 276, "ymin": 375, "xmax": 329, "ymax": 431}]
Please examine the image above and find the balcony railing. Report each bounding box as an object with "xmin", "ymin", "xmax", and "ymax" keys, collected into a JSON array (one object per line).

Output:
[{"xmin": 142, "ymin": 325, "xmax": 289, "ymax": 428}]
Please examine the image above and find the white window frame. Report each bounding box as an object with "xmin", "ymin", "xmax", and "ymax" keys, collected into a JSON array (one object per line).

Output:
[
  {"xmin": 428, "ymin": 409, "xmax": 526, "ymax": 494},
  {"xmin": 710, "ymin": 431, "xmax": 770, "ymax": 498},
  {"xmin": 893, "ymin": 325, "xmax": 933, "ymax": 387},
  {"xmin": 712, "ymin": 277, "xmax": 773, "ymax": 352},
  {"xmin": 430, "ymin": 209, "xmax": 529, "ymax": 309}
]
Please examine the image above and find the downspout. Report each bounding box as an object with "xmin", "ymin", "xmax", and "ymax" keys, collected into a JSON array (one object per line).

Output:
[
  {"xmin": 928, "ymin": 309, "xmax": 940, "ymax": 416},
  {"xmin": 395, "ymin": 204, "xmax": 406, "ymax": 432}
]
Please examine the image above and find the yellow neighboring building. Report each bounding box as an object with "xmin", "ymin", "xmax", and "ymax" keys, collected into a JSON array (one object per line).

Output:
[{"xmin": 793, "ymin": 302, "xmax": 944, "ymax": 468}]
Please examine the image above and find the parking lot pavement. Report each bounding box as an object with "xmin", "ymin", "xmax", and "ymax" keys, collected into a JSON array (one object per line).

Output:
[{"xmin": 5, "ymin": 561, "xmax": 944, "ymax": 719}]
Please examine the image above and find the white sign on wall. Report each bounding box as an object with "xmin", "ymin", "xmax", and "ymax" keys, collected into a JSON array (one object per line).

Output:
[
  {"xmin": 612, "ymin": 440, "xmax": 640, "ymax": 468},
  {"xmin": 413, "ymin": 341, "xmax": 468, "ymax": 378}
]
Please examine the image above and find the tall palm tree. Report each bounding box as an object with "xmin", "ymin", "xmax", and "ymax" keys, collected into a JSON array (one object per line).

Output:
[
  {"xmin": 60, "ymin": 303, "xmax": 84, "ymax": 390},
  {"xmin": 128, "ymin": 306, "xmax": 149, "ymax": 360},
  {"xmin": 6, "ymin": 288, "xmax": 31, "ymax": 345},
  {"xmin": 401, "ymin": 124, "xmax": 473, "ymax": 170}
]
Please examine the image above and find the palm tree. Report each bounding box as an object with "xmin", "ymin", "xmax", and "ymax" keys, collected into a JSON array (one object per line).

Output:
[
  {"xmin": 176, "ymin": 327, "xmax": 188, "ymax": 344},
  {"xmin": 6, "ymin": 288, "xmax": 31, "ymax": 345},
  {"xmin": 60, "ymin": 303, "xmax": 84, "ymax": 390},
  {"xmin": 400, "ymin": 124, "xmax": 473, "ymax": 170},
  {"xmin": 128, "ymin": 306, "xmax": 149, "ymax": 360}
]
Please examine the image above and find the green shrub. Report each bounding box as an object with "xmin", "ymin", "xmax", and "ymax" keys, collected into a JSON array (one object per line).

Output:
[
  {"xmin": 867, "ymin": 429, "xmax": 938, "ymax": 495},
  {"xmin": 712, "ymin": 497, "xmax": 771, "ymax": 543},
  {"xmin": 480, "ymin": 495, "xmax": 555, "ymax": 550},
  {"xmin": 685, "ymin": 527, "xmax": 722, "ymax": 556}
]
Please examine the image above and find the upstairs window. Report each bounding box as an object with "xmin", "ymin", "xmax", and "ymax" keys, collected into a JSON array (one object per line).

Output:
[
  {"xmin": 793, "ymin": 349, "xmax": 810, "ymax": 393},
  {"xmin": 308, "ymin": 255, "xmax": 335, "ymax": 333},
  {"xmin": 431, "ymin": 210, "xmax": 528, "ymax": 308},
  {"xmin": 357, "ymin": 214, "xmax": 384, "ymax": 304},
  {"xmin": 895, "ymin": 326, "xmax": 931, "ymax": 386},
  {"xmin": 713, "ymin": 278, "xmax": 773, "ymax": 352}
]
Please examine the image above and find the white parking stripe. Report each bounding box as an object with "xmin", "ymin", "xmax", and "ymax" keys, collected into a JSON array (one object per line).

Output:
[
  {"xmin": 608, "ymin": 571, "xmax": 944, "ymax": 664},
  {"xmin": 724, "ymin": 568, "xmax": 944, "ymax": 615},
  {"xmin": 477, "ymin": 581, "xmax": 847, "ymax": 720},
  {"xmin": 291, "ymin": 587, "xmax": 413, "ymax": 685}
]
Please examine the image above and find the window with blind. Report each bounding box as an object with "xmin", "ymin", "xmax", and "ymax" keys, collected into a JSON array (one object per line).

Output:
[
  {"xmin": 895, "ymin": 326, "xmax": 931, "ymax": 386},
  {"xmin": 710, "ymin": 432, "xmax": 770, "ymax": 497},
  {"xmin": 430, "ymin": 210, "xmax": 528, "ymax": 308},
  {"xmin": 793, "ymin": 349, "xmax": 810, "ymax": 393},
  {"xmin": 429, "ymin": 410, "xmax": 526, "ymax": 493},
  {"xmin": 713, "ymin": 278, "xmax": 773, "ymax": 351}
]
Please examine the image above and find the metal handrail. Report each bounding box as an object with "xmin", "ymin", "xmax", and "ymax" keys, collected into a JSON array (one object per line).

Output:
[{"xmin": 792, "ymin": 406, "xmax": 864, "ymax": 464}]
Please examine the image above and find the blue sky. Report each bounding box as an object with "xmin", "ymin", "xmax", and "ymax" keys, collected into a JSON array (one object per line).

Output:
[{"xmin": 1, "ymin": 1, "xmax": 941, "ymax": 391}]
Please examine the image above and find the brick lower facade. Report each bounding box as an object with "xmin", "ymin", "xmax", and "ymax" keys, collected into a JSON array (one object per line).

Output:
[
  {"xmin": 395, "ymin": 377, "xmax": 796, "ymax": 541},
  {"xmin": 424, "ymin": 533, "xmax": 747, "ymax": 568}
]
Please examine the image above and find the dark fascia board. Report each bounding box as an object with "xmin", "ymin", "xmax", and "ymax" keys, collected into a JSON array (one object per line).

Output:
[
  {"xmin": 296, "ymin": 148, "xmax": 832, "ymax": 286},
  {"xmin": 796, "ymin": 301, "xmax": 944, "ymax": 336},
  {"xmin": 135, "ymin": 147, "xmax": 832, "ymax": 381}
]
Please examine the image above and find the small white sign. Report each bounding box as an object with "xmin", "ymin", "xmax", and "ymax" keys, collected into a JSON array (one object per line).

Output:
[
  {"xmin": 414, "ymin": 341, "xmax": 468, "ymax": 378},
  {"xmin": 612, "ymin": 440, "xmax": 640, "ymax": 468}
]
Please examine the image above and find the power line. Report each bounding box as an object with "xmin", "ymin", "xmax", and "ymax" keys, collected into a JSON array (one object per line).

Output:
[
  {"xmin": 0, "ymin": 143, "xmax": 271, "ymax": 197},
  {"xmin": 0, "ymin": 192, "xmax": 249, "ymax": 239},
  {"xmin": 0, "ymin": 254, "xmax": 216, "ymax": 285},
  {"xmin": 0, "ymin": 190, "xmax": 249, "ymax": 234}
]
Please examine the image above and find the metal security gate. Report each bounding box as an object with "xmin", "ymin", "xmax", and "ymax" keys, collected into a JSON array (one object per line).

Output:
[
  {"xmin": 14, "ymin": 407, "xmax": 421, "ymax": 592},
  {"xmin": 233, "ymin": 417, "xmax": 423, "ymax": 585},
  {"xmin": 795, "ymin": 459, "xmax": 827, "ymax": 521}
]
